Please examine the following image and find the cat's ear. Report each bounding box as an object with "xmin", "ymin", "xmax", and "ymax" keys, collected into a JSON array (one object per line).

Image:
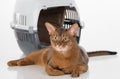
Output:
[
  {"xmin": 45, "ymin": 22, "xmax": 56, "ymax": 35},
  {"xmin": 68, "ymin": 23, "xmax": 78, "ymax": 36}
]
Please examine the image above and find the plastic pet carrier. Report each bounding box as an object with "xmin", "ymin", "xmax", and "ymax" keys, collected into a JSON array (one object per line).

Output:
[{"xmin": 11, "ymin": 0, "xmax": 83, "ymax": 54}]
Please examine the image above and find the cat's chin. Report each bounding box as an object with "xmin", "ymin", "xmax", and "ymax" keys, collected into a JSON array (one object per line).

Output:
[
  {"xmin": 53, "ymin": 46, "xmax": 69, "ymax": 52},
  {"xmin": 55, "ymin": 49, "xmax": 67, "ymax": 52}
]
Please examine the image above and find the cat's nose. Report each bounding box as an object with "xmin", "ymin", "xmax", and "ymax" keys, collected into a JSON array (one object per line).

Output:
[{"xmin": 59, "ymin": 41, "xmax": 63, "ymax": 46}]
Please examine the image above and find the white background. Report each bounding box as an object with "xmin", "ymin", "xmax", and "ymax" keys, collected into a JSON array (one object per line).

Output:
[{"xmin": 0, "ymin": 0, "xmax": 120, "ymax": 79}]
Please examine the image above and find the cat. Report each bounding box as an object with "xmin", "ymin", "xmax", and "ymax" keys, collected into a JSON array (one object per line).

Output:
[{"xmin": 7, "ymin": 22, "xmax": 117, "ymax": 77}]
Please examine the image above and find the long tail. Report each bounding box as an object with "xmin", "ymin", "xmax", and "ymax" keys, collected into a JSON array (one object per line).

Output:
[{"xmin": 87, "ymin": 51, "xmax": 117, "ymax": 57}]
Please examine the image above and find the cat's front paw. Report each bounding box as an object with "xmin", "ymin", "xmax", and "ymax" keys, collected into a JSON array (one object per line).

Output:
[
  {"xmin": 71, "ymin": 70, "xmax": 80, "ymax": 77},
  {"xmin": 7, "ymin": 60, "xmax": 18, "ymax": 66}
]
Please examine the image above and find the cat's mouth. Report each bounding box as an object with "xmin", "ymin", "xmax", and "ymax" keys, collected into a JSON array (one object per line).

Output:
[{"xmin": 54, "ymin": 45, "xmax": 68, "ymax": 52}]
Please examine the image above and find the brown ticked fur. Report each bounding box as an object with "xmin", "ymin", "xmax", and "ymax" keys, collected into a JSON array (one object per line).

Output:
[{"xmin": 7, "ymin": 22, "xmax": 117, "ymax": 77}]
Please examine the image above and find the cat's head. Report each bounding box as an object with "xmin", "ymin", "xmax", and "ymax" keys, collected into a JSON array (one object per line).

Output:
[{"xmin": 45, "ymin": 22, "xmax": 79, "ymax": 52}]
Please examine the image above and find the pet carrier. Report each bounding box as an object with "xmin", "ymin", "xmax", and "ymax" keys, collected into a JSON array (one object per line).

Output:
[{"xmin": 10, "ymin": 0, "xmax": 83, "ymax": 54}]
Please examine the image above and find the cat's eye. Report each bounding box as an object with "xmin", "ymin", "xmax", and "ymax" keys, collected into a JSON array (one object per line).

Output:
[
  {"xmin": 52, "ymin": 36, "xmax": 58, "ymax": 41},
  {"xmin": 63, "ymin": 37, "xmax": 69, "ymax": 42}
]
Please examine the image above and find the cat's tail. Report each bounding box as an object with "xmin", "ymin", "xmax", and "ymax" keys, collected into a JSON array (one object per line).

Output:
[{"xmin": 87, "ymin": 51, "xmax": 117, "ymax": 57}]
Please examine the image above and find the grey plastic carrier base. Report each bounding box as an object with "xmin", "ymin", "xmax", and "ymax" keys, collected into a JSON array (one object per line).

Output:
[{"xmin": 14, "ymin": 29, "xmax": 46, "ymax": 55}]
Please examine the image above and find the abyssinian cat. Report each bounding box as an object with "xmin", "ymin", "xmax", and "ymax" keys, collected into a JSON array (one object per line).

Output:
[{"xmin": 7, "ymin": 22, "xmax": 117, "ymax": 77}]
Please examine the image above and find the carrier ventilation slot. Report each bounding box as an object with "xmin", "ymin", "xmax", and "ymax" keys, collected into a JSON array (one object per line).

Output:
[
  {"xmin": 63, "ymin": 9, "xmax": 79, "ymax": 29},
  {"xmin": 14, "ymin": 14, "xmax": 27, "ymax": 25},
  {"xmin": 16, "ymin": 31, "xmax": 35, "ymax": 43},
  {"xmin": 65, "ymin": 9, "xmax": 79, "ymax": 21}
]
